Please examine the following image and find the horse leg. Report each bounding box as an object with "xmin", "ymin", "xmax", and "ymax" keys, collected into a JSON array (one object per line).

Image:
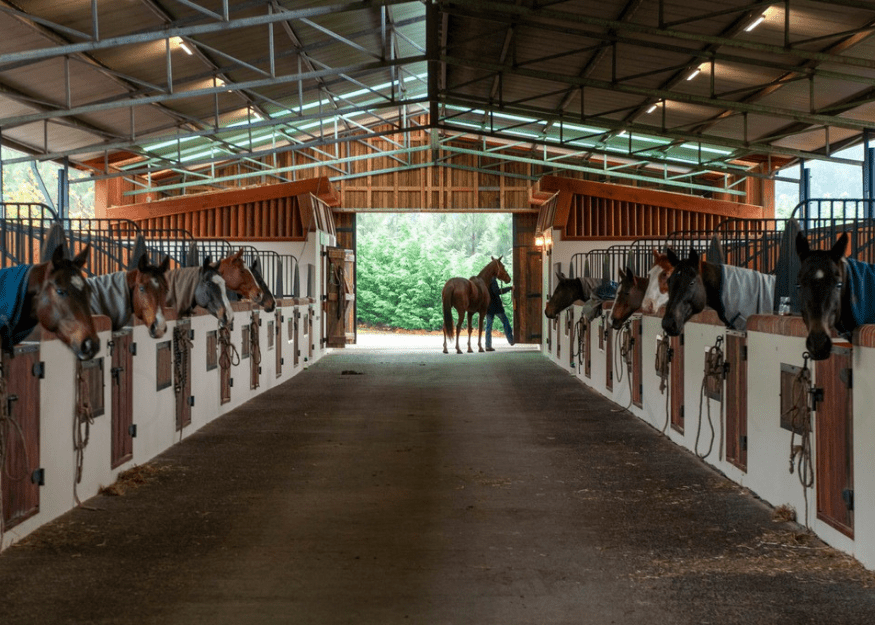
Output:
[
  {"xmin": 477, "ymin": 312, "xmax": 485, "ymax": 352},
  {"xmin": 466, "ymin": 311, "xmax": 475, "ymax": 353},
  {"xmin": 455, "ymin": 309, "xmax": 464, "ymax": 354}
]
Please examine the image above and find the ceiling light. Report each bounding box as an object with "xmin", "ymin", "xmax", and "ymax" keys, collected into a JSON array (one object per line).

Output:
[
  {"xmin": 646, "ymin": 103, "xmax": 658, "ymax": 114},
  {"xmin": 171, "ymin": 37, "xmax": 193, "ymax": 55},
  {"xmin": 686, "ymin": 68, "xmax": 701, "ymax": 81},
  {"xmin": 744, "ymin": 14, "xmax": 767, "ymax": 32}
]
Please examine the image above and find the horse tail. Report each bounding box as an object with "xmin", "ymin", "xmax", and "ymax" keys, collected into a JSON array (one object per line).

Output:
[{"xmin": 442, "ymin": 286, "xmax": 454, "ymax": 340}]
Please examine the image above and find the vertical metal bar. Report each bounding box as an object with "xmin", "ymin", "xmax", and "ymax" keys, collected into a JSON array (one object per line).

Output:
[
  {"xmin": 166, "ymin": 37, "xmax": 173, "ymax": 94},
  {"xmin": 223, "ymin": 0, "xmax": 229, "ymax": 21},
  {"xmin": 268, "ymin": 10, "xmax": 276, "ymax": 78},
  {"xmin": 784, "ymin": 0, "xmax": 790, "ymax": 49},
  {"xmin": 0, "ymin": 127, "xmax": 4, "ymax": 205},
  {"xmin": 426, "ymin": 0, "xmax": 439, "ymax": 127},
  {"xmin": 92, "ymin": 0, "xmax": 99, "ymax": 41},
  {"xmin": 65, "ymin": 56, "xmax": 71, "ymax": 109}
]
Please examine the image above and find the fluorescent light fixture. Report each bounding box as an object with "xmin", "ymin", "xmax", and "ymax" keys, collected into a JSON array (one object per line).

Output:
[
  {"xmin": 646, "ymin": 103, "xmax": 658, "ymax": 114},
  {"xmin": 686, "ymin": 68, "xmax": 701, "ymax": 81},
  {"xmin": 745, "ymin": 14, "xmax": 766, "ymax": 32},
  {"xmin": 179, "ymin": 42, "xmax": 193, "ymax": 55}
]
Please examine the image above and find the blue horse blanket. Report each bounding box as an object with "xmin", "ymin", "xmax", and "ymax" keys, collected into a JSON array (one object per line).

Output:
[
  {"xmin": 845, "ymin": 258, "xmax": 875, "ymax": 326},
  {"xmin": 0, "ymin": 264, "xmax": 35, "ymax": 349}
]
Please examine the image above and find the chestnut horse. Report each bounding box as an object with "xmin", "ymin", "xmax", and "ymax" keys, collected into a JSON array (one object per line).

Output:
[
  {"xmin": 217, "ymin": 249, "xmax": 264, "ymax": 305},
  {"xmin": 543, "ymin": 273, "xmax": 603, "ymax": 319},
  {"xmin": 442, "ymin": 256, "xmax": 510, "ymax": 354},
  {"xmin": 89, "ymin": 255, "xmax": 171, "ymax": 337},
  {"xmin": 641, "ymin": 249, "xmax": 673, "ymax": 314},
  {"xmin": 609, "ymin": 267, "xmax": 649, "ymax": 329},
  {"xmin": 795, "ymin": 231, "xmax": 875, "ymax": 360},
  {"xmin": 0, "ymin": 244, "xmax": 100, "ymax": 360}
]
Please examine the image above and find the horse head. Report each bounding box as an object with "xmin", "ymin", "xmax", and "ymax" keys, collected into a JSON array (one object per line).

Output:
[
  {"xmin": 610, "ymin": 267, "xmax": 646, "ymax": 329},
  {"xmin": 198, "ymin": 257, "xmax": 234, "ymax": 328},
  {"xmin": 545, "ymin": 272, "xmax": 583, "ymax": 320},
  {"xmin": 129, "ymin": 254, "xmax": 170, "ymax": 338},
  {"xmin": 642, "ymin": 249, "xmax": 673, "ymax": 314},
  {"xmin": 661, "ymin": 246, "xmax": 707, "ymax": 337},
  {"xmin": 36, "ymin": 245, "xmax": 100, "ymax": 360},
  {"xmin": 491, "ymin": 255, "xmax": 511, "ymax": 283},
  {"xmin": 796, "ymin": 231, "xmax": 848, "ymax": 361},
  {"xmin": 218, "ymin": 248, "xmax": 264, "ymax": 304},
  {"xmin": 250, "ymin": 258, "xmax": 277, "ymax": 313}
]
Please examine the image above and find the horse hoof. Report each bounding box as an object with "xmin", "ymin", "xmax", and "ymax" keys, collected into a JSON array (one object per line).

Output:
[
  {"xmin": 456, "ymin": 349, "xmax": 463, "ymax": 354},
  {"xmin": 443, "ymin": 348, "xmax": 448, "ymax": 354}
]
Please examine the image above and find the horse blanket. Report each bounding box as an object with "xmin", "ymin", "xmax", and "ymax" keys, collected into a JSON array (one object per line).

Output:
[
  {"xmin": 88, "ymin": 271, "xmax": 132, "ymax": 331},
  {"xmin": 0, "ymin": 264, "xmax": 35, "ymax": 349},
  {"xmin": 717, "ymin": 265, "xmax": 776, "ymax": 331},
  {"xmin": 165, "ymin": 267, "xmax": 201, "ymax": 316},
  {"xmin": 845, "ymin": 258, "xmax": 875, "ymax": 326}
]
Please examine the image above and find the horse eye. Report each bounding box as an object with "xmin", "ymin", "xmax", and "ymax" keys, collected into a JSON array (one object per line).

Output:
[
  {"xmin": 56, "ymin": 287, "xmax": 67, "ymax": 297},
  {"xmin": 139, "ymin": 285, "xmax": 146, "ymax": 293}
]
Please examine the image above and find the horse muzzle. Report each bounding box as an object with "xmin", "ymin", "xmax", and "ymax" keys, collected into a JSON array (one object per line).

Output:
[
  {"xmin": 76, "ymin": 336, "xmax": 100, "ymax": 361},
  {"xmin": 806, "ymin": 332, "xmax": 833, "ymax": 361}
]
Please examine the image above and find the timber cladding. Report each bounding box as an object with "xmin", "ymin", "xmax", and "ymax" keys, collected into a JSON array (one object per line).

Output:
[{"xmin": 535, "ymin": 176, "xmax": 769, "ymax": 240}]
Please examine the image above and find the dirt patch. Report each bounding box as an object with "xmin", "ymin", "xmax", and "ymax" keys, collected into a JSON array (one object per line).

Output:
[{"xmin": 98, "ymin": 462, "xmax": 177, "ymax": 497}]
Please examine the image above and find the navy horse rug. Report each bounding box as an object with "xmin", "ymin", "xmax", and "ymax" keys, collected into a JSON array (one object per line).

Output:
[
  {"xmin": 0, "ymin": 264, "xmax": 35, "ymax": 349},
  {"xmin": 845, "ymin": 257, "xmax": 875, "ymax": 326}
]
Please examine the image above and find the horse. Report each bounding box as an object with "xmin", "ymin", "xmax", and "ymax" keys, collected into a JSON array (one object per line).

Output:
[
  {"xmin": 641, "ymin": 249, "xmax": 673, "ymax": 314},
  {"xmin": 543, "ymin": 273, "xmax": 604, "ymax": 319},
  {"xmin": 165, "ymin": 257, "xmax": 234, "ymax": 327},
  {"xmin": 609, "ymin": 267, "xmax": 649, "ymax": 329},
  {"xmin": 217, "ymin": 249, "xmax": 264, "ymax": 305},
  {"xmin": 442, "ymin": 256, "xmax": 510, "ymax": 354},
  {"xmin": 795, "ymin": 231, "xmax": 875, "ymax": 361},
  {"xmin": 250, "ymin": 257, "xmax": 277, "ymax": 313},
  {"xmin": 661, "ymin": 246, "xmax": 775, "ymax": 337},
  {"xmin": 0, "ymin": 244, "xmax": 100, "ymax": 360},
  {"xmin": 88, "ymin": 255, "xmax": 171, "ymax": 338}
]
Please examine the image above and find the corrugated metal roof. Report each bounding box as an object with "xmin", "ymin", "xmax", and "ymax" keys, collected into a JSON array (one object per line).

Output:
[{"xmin": 0, "ymin": 0, "xmax": 873, "ymax": 197}]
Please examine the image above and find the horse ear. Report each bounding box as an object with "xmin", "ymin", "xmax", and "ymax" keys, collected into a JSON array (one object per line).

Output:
[
  {"xmin": 625, "ymin": 266, "xmax": 634, "ymax": 281},
  {"xmin": 251, "ymin": 258, "xmax": 260, "ymax": 272},
  {"xmin": 665, "ymin": 248, "xmax": 681, "ymax": 267},
  {"xmin": 556, "ymin": 271, "xmax": 567, "ymax": 281},
  {"xmin": 138, "ymin": 254, "xmax": 150, "ymax": 272},
  {"xmin": 51, "ymin": 243, "xmax": 65, "ymax": 268},
  {"xmin": 795, "ymin": 231, "xmax": 810, "ymax": 260},
  {"xmin": 72, "ymin": 244, "xmax": 90, "ymax": 269},
  {"xmin": 652, "ymin": 248, "xmax": 660, "ymax": 260},
  {"xmin": 689, "ymin": 247, "xmax": 699, "ymax": 266},
  {"xmin": 831, "ymin": 232, "xmax": 850, "ymax": 261},
  {"xmin": 159, "ymin": 255, "xmax": 171, "ymax": 273},
  {"xmin": 203, "ymin": 256, "xmax": 213, "ymax": 271}
]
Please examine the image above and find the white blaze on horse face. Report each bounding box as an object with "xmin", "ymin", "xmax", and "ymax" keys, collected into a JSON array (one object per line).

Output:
[
  {"xmin": 642, "ymin": 264, "xmax": 669, "ymax": 314},
  {"xmin": 814, "ymin": 269, "xmax": 825, "ymax": 280},
  {"xmin": 70, "ymin": 275, "xmax": 85, "ymax": 291},
  {"xmin": 213, "ymin": 273, "xmax": 234, "ymax": 325}
]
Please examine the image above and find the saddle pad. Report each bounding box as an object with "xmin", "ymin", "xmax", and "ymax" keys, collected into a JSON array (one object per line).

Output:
[
  {"xmin": 89, "ymin": 271, "xmax": 133, "ymax": 331},
  {"xmin": 0, "ymin": 264, "xmax": 35, "ymax": 349},
  {"xmin": 845, "ymin": 257, "xmax": 875, "ymax": 326},
  {"xmin": 720, "ymin": 265, "xmax": 776, "ymax": 331}
]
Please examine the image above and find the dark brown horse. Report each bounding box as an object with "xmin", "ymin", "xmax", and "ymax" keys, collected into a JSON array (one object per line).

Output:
[
  {"xmin": 543, "ymin": 273, "xmax": 603, "ymax": 319},
  {"xmin": 217, "ymin": 249, "xmax": 264, "ymax": 305},
  {"xmin": 0, "ymin": 244, "xmax": 100, "ymax": 360},
  {"xmin": 442, "ymin": 256, "xmax": 510, "ymax": 354},
  {"xmin": 610, "ymin": 267, "xmax": 648, "ymax": 329},
  {"xmin": 794, "ymin": 231, "xmax": 870, "ymax": 360},
  {"xmin": 89, "ymin": 255, "xmax": 171, "ymax": 337},
  {"xmin": 250, "ymin": 257, "xmax": 277, "ymax": 313}
]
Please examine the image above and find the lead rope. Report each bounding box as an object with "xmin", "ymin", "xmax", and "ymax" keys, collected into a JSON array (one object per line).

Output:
[
  {"xmin": 250, "ymin": 312, "xmax": 261, "ymax": 390},
  {"xmin": 174, "ymin": 325, "xmax": 194, "ymax": 441},
  {"xmin": 655, "ymin": 336, "xmax": 672, "ymax": 433},
  {"xmin": 785, "ymin": 352, "xmax": 815, "ymax": 527},
  {"xmin": 612, "ymin": 321, "xmax": 634, "ymax": 413},
  {"xmin": 73, "ymin": 361, "xmax": 94, "ymax": 507},
  {"xmin": 571, "ymin": 316, "xmax": 587, "ymax": 374},
  {"xmin": 218, "ymin": 324, "xmax": 240, "ymax": 370},
  {"xmin": 696, "ymin": 336, "xmax": 725, "ymax": 460}
]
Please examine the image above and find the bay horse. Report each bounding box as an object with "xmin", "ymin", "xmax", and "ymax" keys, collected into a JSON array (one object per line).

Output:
[
  {"xmin": 442, "ymin": 256, "xmax": 510, "ymax": 354},
  {"xmin": 795, "ymin": 231, "xmax": 874, "ymax": 361},
  {"xmin": 165, "ymin": 257, "xmax": 234, "ymax": 327},
  {"xmin": 250, "ymin": 257, "xmax": 277, "ymax": 313},
  {"xmin": 0, "ymin": 244, "xmax": 99, "ymax": 360},
  {"xmin": 610, "ymin": 267, "xmax": 648, "ymax": 329},
  {"xmin": 217, "ymin": 249, "xmax": 264, "ymax": 305},
  {"xmin": 661, "ymin": 246, "xmax": 775, "ymax": 337},
  {"xmin": 88, "ymin": 255, "xmax": 171, "ymax": 337},
  {"xmin": 543, "ymin": 273, "xmax": 604, "ymax": 319},
  {"xmin": 641, "ymin": 249, "xmax": 673, "ymax": 314}
]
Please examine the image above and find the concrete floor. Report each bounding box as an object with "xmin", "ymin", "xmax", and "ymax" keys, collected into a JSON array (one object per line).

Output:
[{"xmin": 1, "ymin": 337, "xmax": 874, "ymax": 624}]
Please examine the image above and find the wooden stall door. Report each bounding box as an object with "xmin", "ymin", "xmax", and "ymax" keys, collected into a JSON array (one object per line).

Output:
[
  {"xmin": 111, "ymin": 330, "xmax": 134, "ymax": 469},
  {"xmin": 584, "ymin": 318, "xmax": 592, "ymax": 379},
  {"xmin": 724, "ymin": 333, "xmax": 748, "ymax": 471},
  {"xmin": 815, "ymin": 347, "xmax": 854, "ymax": 537},
  {"xmin": 325, "ymin": 247, "xmax": 355, "ymax": 348},
  {"xmin": 275, "ymin": 309, "xmax": 282, "ymax": 378},
  {"xmin": 250, "ymin": 312, "xmax": 261, "ymax": 390},
  {"xmin": 605, "ymin": 323, "xmax": 614, "ymax": 392},
  {"xmin": 1, "ymin": 346, "xmax": 41, "ymax": 530},
  {"xmin": 513, "ymin": 213, "xmax": 542, "ymax": 344},
  {"xmin": 631, "ymin": 318, "xmax": 643, "ymax": 408},
  {"xmin": 670, "ymin": 334, "xmax": 685, "ymax": 432},
  {"xmin": 174, "ymin": 323, "xmax": 192, "ymax": 431}
]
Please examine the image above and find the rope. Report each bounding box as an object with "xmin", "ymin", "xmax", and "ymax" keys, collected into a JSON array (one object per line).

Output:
[
  {"xmin": 250, "ymin": 312, "xmax": 261, "ymax": 390},
  {"xmin": 611, "ymin": 320, "xmax": 635, "ymax": 413},
  {"xmin": 784, "ymin": 352, "xmax": 815, "ymax": 526},
  {"xmin": 218, "ymin": 324, "xmax": 240, "ymax": 370},
  {"xmin": 695, "ymin": 335, "xmax": 725, "ymax": 460},
  {"xmin": 174, "ymin": 325, "xmax": 194, "ymax": 439},
  {"xmin": 570, "ymin": 315, "xmax": 587, "ymax": 374},
  {"xmin": 655, "ymin": 335, "xmax": 672, "ymax": 433},
  {"xmin": 73, "ymin": 361, "xmax": 94, "ymax": 507}
]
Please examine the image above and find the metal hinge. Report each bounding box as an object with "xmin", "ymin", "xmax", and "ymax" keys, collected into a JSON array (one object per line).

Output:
[
  {"xmin": 740, "ymin": 435, "xmax": 748, "ymax": 451},
  {"xmin": 840, "ymin": 367, "xmax": 852, "ymax": 389},
  {"xmin": 842, "ymin": 488, "xmax": 854, "ymax": 511},
  {"xmin": 189, "ymin": 396, "xmax": 195, "ymax": 407},
  {"xmin": 129, "ymin": 424, "xmax": 137, "ymax": 438},
  {"xmin": 32, "ymin": 361, "xmax": 45, "ymax": 379},
  {"xmin": 31, "ymin": 468, "xmax": 45, "ymax": 486},
  {"xmin": 741, "ymin": 345, "xmax": 747, "ymax": 361}
]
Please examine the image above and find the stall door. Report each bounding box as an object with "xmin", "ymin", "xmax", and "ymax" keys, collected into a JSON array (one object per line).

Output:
[
  {"xmin": 815, "ymin": 346, "xmax": 854, "ymax": 537},
  {"xmin": 250, "ymin": 312, "xmax": 261, "ymax": 390},
  {"xmin": 631, "ymin": 318, "xmax": 643, "ymax": 408},
  {"xmin": 325, "ymin": 247, "xmax": 356, "ymax": 348},
  {"xmin": 174, "ymin": 322, "xmax": 192, "ymax": 431},
  {"xmin": 605, "ymin": 322, "xmax": 613, "ymax": 392},
  {"xmin": 1, "ymin": 345, "xmax": 41, "ymax": 530},
  {"xmin": 275, "ymin": 309, "xmax": 282, "ymax": 378},
  {"xmin": 724, "ymin": 333, "xmax": 748, "ymax": 471},
  {"xmin": 111, "ymin": 330, "xmax": 134, "ymax": 469},
  {"xmin": 670, "ymin": 334, "xmax": 685, "ymax": 432}
]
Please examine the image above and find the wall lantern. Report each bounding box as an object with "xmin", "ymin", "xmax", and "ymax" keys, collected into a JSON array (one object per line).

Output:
[{"xmin": 535, "ymin": 234, "xmax": 545, "ymax": 249}]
